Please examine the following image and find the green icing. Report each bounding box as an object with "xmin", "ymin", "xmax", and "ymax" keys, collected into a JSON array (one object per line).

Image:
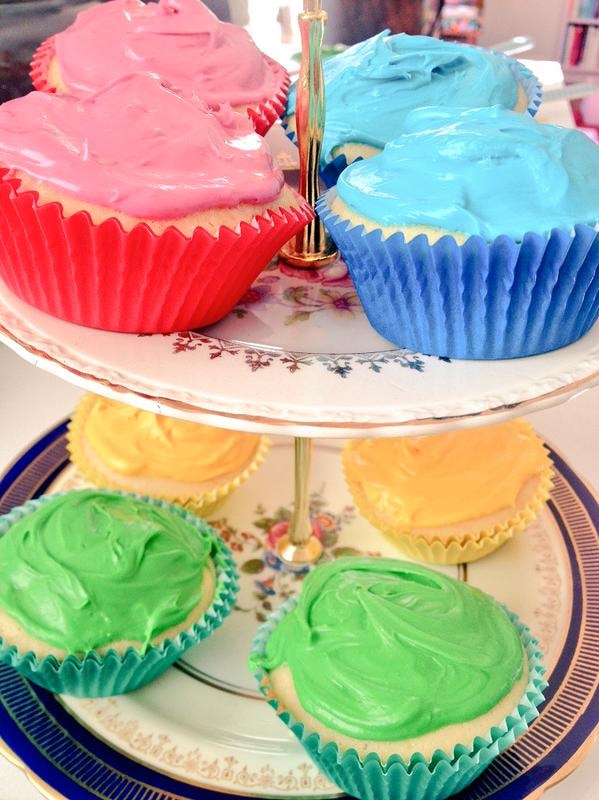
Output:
[
  {"xmin": 254, "ymin": 558, "xmax": 524, "ymax": 741},
  {"xmin": 0, "ymin": 490, "xmax": 213, "ymax": 653}
]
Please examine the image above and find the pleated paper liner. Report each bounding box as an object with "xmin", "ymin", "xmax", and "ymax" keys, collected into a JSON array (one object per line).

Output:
[
  {"xmin": 67, "ymin": 394, "xmax": 271, "ymax": 518},
  {"xmin": 29, "ymin": 36, "xmax": 57, "ymax": 93},
  {"xmin": 510, "ymin": 57, "xmax": 543, "ymax": 117},
  {"xmin": 284, "ymin": 58, "xmax": 542, "ymax": 188},
  {"xmin": 342, "ymin": 446, "xmax": 555, "ymax": 565},
  {"xmin": 318, "ymin": 191, "xmax": 599, "ymax": 360},
  {"xmin": 0, "ymin": 491, "xmax": 239, "ymax": 697},
  {"xmin": 250, "ymin": 596, "xmax": 547, "ymax": 800},
  {"xmin": 0, "ymin": 169, "xmax": 313, "ymax": 333},
  {"xmin": 320, "ymin": 153, "xmax": 363, "ymax": 190},
  {"xmin": 246, "ymin": 55, "xmax": 291, "ymax": 136},
  {"xmin": 30, "ymin": 38, "xmax": 289, "ymax": 136}
]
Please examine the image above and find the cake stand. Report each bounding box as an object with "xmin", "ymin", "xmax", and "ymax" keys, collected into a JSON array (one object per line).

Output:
[
  {"xmin": 1, "ymin": 218, "xmax": 598, "ymax": 800},
  {"xmin": 0, "ymin": 1, "xmax": 597, "ymax": 797}
]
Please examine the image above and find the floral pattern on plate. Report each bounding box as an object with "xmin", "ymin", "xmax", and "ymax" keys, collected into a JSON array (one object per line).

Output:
[{"xmin": 211, "ymin": 491, "xmax": 382, "ymax": 622}]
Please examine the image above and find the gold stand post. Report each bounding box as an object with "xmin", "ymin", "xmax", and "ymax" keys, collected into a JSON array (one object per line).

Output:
[
  {"xmin": 278, "ymin": 1, "xmax": 334, "ymax": 565},
  {"xmin": 280, "ymin": 0, "xmax": 338, "ymax": 268},
  {"xmin": 277, "ymin": 437, "xmax": 323, "ymax": 564}
]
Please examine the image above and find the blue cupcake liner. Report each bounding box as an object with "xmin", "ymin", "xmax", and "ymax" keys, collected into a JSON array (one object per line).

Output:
[
  {"xmin": 283, "ymin": 58, "xmax": 542, "ymax": 189},
  {"xmin": 282, "ymin": 119, "xmax": 360, "ymax": 188},
  {"xmin": 319, "ymin": 153, "xmax": 362, "ymax": 189},
  {"xmin": 318, "ymin": 190, "xmax": 599, "ymax": 359},
  {"xmin": 507, "ymin": 56, "xmax": 542, "ymax": 117},
  {"xmin": 249, "ymin": 596, "xmax": 547, "ymax": 800},
  {"xmin": 0, "ymin": 490, "xmax": 239, "ymax": 697}
]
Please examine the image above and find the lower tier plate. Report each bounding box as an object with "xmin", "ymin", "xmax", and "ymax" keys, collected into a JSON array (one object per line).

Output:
[{"xmin": 0, "ymin": 423, "xmax": 597, "ymax": 800}]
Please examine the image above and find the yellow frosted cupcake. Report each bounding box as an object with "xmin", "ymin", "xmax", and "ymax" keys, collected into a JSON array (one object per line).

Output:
[
  {"xmin": 343, "ymin": 420, "xmax": 553, "ymax": 564},
  {"xmin": 68, "ymin": 394, "xmax": 270, "ymax": 516}
]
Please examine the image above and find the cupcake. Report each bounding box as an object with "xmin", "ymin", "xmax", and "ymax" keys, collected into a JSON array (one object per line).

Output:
[
  {"xmin": 0, "ymin": 73, "xmax": 312, "ymax": 333},
  {"xmin": 250, "ymin": 558, "xmax": 546, "ymax": 800},
  {"xmin": 343, "ymin": 420, "xmax": 554, "ymax": 564},
  {"xmin": 318, "ymin": 105, "xmax": 599, "ymax": 359},
  {"xmin": 68, "ymin": 394, "xmax": 270, "ymax": 516},
  {"xmin": 30, "ymin": 0, "xmax": 289, "ymax": 136},
  {"xmin": 0, "ymin": 489, "xmax": 238, "ymax": 696},
  {"xmin": 285, "ymin": 32, "xmax": 541, "ymax": 186}
]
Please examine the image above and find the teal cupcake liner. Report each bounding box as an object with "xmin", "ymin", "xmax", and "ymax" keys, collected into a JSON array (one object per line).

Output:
[
  {"xmin": 0, "ymin": 490, "xmax": 239, "ymax": 697},
  {"xmin": 249, "ymin": 596, "xmax": 547, "ymax": 800}
]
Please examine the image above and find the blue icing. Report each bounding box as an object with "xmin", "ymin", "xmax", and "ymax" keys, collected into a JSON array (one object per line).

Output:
[
  {"xmin": 335, "ymin": 106, "xmax": 599, "ymax": 241},
  {"xmin": 287, "ymin": 32, "xmax": 521, "ymax": 167}
]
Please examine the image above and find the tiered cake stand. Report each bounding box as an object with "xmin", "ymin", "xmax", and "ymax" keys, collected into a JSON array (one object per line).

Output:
[
  {"xmin": 0, "ymin": 3, "xmax": 598, "ymax": 799},
  {"xmin": 0, "ymin": 207, "xmax": 598, "ymax": 800}
]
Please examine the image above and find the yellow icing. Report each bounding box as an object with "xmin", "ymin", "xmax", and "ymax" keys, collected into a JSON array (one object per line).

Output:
[
  {"xmin": 83, "ymin": 397, "xmax": 261, "ymax": 483},
  {"xmin": 346, "ymin": 420, "xmax": 548, "ymax": 528}
]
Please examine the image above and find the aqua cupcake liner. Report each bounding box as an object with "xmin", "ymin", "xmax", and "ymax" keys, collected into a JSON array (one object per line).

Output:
[
  {"xmin": 0, "ymin": 490, "xmax": 239, "ymax": 697},
  {"xmin": 249, "ymin": 596, "xmax": 547, "ymax": 800},
  {"xmin": 284, "ymin": 58, "xmax": 541, "ymax": 189},
  {"xmin": 317, "ymin": 190, "xmax": 599, "ymax": 359}
]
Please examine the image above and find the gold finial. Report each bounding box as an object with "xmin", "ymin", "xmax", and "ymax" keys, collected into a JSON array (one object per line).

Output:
[{"xmin": 280, "ymin": 0, "xmax": 338, "ymax": 268}]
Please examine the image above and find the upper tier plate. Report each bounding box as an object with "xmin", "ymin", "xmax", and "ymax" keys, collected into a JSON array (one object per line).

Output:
[{"xmin": 0, "ymin": 259, "xmax": 598, "ymax": 438}]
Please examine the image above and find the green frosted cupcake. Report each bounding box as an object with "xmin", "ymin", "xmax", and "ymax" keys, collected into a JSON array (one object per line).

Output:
[
  {"xmin": 250, "ymin": 557, "xmax": 546, "ymax": 800},
  {"xmin": 0, "ymin": 489, "xmax": 238, "ymax": 696}
]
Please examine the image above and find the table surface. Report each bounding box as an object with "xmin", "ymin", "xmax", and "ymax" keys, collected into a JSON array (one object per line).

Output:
[{"xmin": 0, "ymin": 56, "xmax": 597, "ymax": 800}]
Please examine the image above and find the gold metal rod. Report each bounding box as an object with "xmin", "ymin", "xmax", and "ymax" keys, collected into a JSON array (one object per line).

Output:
[
  {"xmin": 280, "ymin": 0, "xmax": 338, "ymax": 268},
  {"xmin": 276, "ymin": 437, "xmax": 323, "ymax": 564}
]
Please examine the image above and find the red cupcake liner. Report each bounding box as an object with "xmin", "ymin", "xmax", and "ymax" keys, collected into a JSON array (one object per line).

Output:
[
  {"xmin": 0, "ymin": 169, "xmax": 313, "ymax": 333},
  {"xmin": 30, "ymin": 40, "xmax": 289, "ymax": 137},
  {"xmin": 29, "ymin": 36, "xmax": 57, "ymax": 93},
  {"xmin": 246, "ymin": 56, "xmax": 290, "ymax": 136}
]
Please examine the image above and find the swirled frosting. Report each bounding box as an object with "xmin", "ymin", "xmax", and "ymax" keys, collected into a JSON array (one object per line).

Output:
[
  {"xmin": 53, "ymin": 0, "xmax": 281, "ymax": 106},
  {"xmin": 254, "ymin": 558, "xmax": 524, "ymax": 740},
  {"xmin": 345, "ymin": 420, "xmax": 548, "ymax": 528},
  {"xmin": 83, "ymin": 396, "xmax": 261, "ymax": 483},
  {"xmin": 0, "ymin": 491, "xmax": 213, "ymax": 652},
  {"xmin": 0, "ymin": 73, "xmax": 284, "ymax": 218},
  {"xmin": 287, "ymin": 32, "xmax": 521, "ymax": 165},
  {"xmin": 336, "ymin": 105, "xmax": 599, "ymax": 240}
]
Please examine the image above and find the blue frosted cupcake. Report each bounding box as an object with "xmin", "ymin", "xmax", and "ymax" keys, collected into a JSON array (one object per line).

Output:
[
  {"xmin": 318, "ymin": 105, "xmax": 599, "ymax": 360},
  {"xmin": 250, "ymin": 558, "xmax": 546, "ymax": 800},
  {"xmin": 0, "ymin": 489, "xmax": 238, "ymax": 696},
  {"xmin": 285, "ymin": 32, "xmax": 541, "ymax": 187}
]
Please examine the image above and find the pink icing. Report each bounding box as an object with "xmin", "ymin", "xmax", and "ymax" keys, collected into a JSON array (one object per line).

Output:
[
  {"xmin": 54, "ymin": 0, "xmax": 282, "ymax": 106},
  {"xmin": 0, "ymin": 74, "xmax": 285, "ymax": 218}
]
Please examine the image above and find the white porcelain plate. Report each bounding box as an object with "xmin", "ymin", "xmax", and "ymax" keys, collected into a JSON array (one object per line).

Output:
[{"xmin": 0, "ymin": 264, "xmax": 598, "ymax": 438}]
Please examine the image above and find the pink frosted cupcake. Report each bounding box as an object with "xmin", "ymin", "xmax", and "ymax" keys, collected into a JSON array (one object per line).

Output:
[
  {"xmin": 30, "ymin": 0, "xmax": 289, "ymax": 136},
  {"xmin": 0, "ymin": 73, "xmax": 312, "ymax": 333}
]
